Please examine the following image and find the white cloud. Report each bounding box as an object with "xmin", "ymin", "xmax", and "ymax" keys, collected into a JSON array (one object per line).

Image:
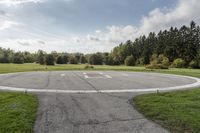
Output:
[
  {"xmin": 1, "ymin": 0, "xmax": 200, "ymax": 53},
  {"xmin": 0, "ymin": 19, "xmax": 18, "ymax": 30},
  {"xmin": 139, "ymin": 0, "xmax": 200, "ymax": 34},
  {"xmin": 0, "ymin": 0, "xmax": 44, "ymax": 5}
]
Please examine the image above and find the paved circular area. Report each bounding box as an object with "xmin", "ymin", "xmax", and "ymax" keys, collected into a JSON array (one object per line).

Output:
[{"xmin": 0, "ymin": 71, "xmax": 199, "ymax": 93}]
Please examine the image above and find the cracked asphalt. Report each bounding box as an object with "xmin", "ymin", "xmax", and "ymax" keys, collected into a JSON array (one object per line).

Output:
[{"xmin": 0, "ymin": 71, "xmax": 197, "ymax": 133}]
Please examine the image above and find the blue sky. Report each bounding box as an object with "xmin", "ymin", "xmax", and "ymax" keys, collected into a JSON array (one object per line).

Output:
[{"xmin": 0, "ymin": 0, "xmax": 199, "ymax": 53}]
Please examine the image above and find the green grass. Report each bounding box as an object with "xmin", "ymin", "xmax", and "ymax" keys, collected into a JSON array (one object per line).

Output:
[
  {"xmin": 0, "ymin": 63, "xmax": 147, "ymax": 73},
  {"xmin": 133, "ymin": 89, "xmax": 200, "ymax": 133},
  {"xmin": 0, "ymin": 92, "xmax": 38, "ymax": 133}
]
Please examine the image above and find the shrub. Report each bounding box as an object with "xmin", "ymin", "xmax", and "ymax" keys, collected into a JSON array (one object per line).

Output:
[
  {"xmin": 172, "ymin": 58, "xmax": 185, "ymax": 68},
  {"xmin": 80, "ymin": 56, "xmax": 87, "ymax": 64},
  {"xmin": 0, "ymin": 52, "xmax": 10, "ymax": 63},
  {"xmin": 158, "ymin": 54, "xmax": 170, "ymax": 66},
  {"xmin": 162, "ymin": 57, "xmax": 170, "ymax": 66},
  {"xmin": 45, "ymin": 54, "xmax": 55, "ymax": 65},
  {"xmin": 189, "ymin": 60, "xmax": 199, "ymax": 68},
  {"xmin": 136, "ymin": 58, "xmax": 144, "ymax": 65},
  {"xmin": 88, "ymin": 54, "xmax": 103, "ymax": 65},
  {"xmin": 13, "ymin": 52, "xmax": 24, "ymax": 64},
  {"xmin": 104, "ymin": 56, "xmax": 114, "ymax": 65},
  {"xmin": 37, "ymin": 50, "xmax": 46, "ymax": 65},
  {"xmin": 146, "ymin": 54, "xmax": 169, "ymax": 69},
  {"xmin": 69, "ymin": 56, "xmax": 78, "ymax": 64},
  {"xmin": 62, "ymin": 54, "xmax": 69, "ymax": 64},
  {"xmin": 56, "ymin": 56, "xmax": 64, "ymax": 64},
  {"xmin": 124, "ymin": 55, "xmax": 135, "ymax": 66}
]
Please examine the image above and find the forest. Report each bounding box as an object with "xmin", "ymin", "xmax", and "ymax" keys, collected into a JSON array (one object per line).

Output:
[{"xmin": 0, "ymin": 21, "xmax": 200, "ymax": 69}]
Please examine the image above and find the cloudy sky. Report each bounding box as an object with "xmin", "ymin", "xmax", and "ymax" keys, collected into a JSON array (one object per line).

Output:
[{"xmin": 0, "ymin": 0, "xmax": 199, "ymax": 53}]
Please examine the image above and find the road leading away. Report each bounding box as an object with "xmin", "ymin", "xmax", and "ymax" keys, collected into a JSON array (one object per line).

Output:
[{"xmin": 0, "ymin": 71, "xmax": 199, "ymax": 133}]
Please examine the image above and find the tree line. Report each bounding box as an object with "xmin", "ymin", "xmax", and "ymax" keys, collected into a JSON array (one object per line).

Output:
[
  {"xmin": 0, "ymin": 21, "xmax": 200, "ymax": 68},
  {"xmin": 110, "ymin": 21, "xmax": 200, "ymax": 68}
]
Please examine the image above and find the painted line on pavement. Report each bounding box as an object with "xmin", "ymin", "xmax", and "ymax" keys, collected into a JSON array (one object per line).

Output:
[{"xmin": 60, "ymin": 74, "xmax": 65, "ymax": 77}]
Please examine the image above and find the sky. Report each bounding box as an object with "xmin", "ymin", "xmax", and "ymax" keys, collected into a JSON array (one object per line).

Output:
[{"xmin": 0, "ymin": 0, "xmax": 200, "ymax": 53}]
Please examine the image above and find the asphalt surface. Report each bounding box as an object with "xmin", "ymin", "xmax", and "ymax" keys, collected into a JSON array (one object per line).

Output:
[{"xmin": 0, "ymin": 71, "xmax": 199, "ymax": 133}]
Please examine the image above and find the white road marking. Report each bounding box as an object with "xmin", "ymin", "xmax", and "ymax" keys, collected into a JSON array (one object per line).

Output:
[
  {"xmin": 0, "ymin": 73, "xmax": 200, "ymax": 94},
  {"xmin": 83, "ymin": 72, "xmax": 111, "ymax": 79},
  {"xmin": 105, "ymin": 75, "xmax": 112, "ymax": 78},
  {"xmin": 122, "ymin": 73, "xmax": 128, "ymax": 76},
  {"xmin": 84, "ymin": 75, "xmax": 89, "ymax": 78},
  {"xmin": 60, "ymin": 74, "xmax": 65, "ymax": 77}
]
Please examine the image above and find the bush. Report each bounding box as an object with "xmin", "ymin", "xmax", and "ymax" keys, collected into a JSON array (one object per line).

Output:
[
  {"xmin": 189, "ymin": 60, "xmax": 199, "ymax": 68},
  {"xmin": 158, "ymin": 55, "xmax": 170, "ymax": 66},
  {"xmin": 124, "ymin": 55, "xmax": 135, "ymax": 66},
  {"xmin": 80, "ymin": 56, "xmax": 87, "ymax": 64},
  {"xmin": 172, "ymin": 58, "xmax": 185, "ymax": 68},
  {"xmin": 0, "ymin": 52, "xmax": 10, "ymax": 63},
  {"xmin": 104, "ymin": 56, "xmax": 114, "ymax": 65},
  {"xmin": 146, "ymin": 54, "xmax": 169, "ymax": 69},
  {"xmin": 84, "ymin": 64, "xmax": 94, "ymax": 69},
  {"xmin": 13, "ymin": 52, "xmax": 24, "ymax": 64},
  {"xmin": 69, "ymin": 56, "xmax": 78, "ymax": 64},
  {"xmin": 62, "ymin": 54, "xmax": 69, "ymax": 64},
  {"xmin": 56, "ymin": 56, "xmax": 64, "ymax": 64},
  {"xmin": 37, "ymin": 50, "xmax": 46, "ymax": 65},
  {"xmin": 162, "ymin": 57, "xmax": 170, "ymax": 66},
  {"xmin": 88, "ymin": 54, "xmax": 103, "ymax": 65},
  {"xmin": 45, "ymin": 54, "xmax": 55, "ymax": 65}
]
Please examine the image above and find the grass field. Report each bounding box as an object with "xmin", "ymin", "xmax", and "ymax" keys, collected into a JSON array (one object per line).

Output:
[{"xmin": 0, "ymin": 92, "xmax": 38, "ymax": 133}]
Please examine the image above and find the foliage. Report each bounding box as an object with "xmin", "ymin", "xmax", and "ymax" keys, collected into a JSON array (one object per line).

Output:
[
  {"xmin": 69, "ymin": 55, "xmax": 78, "ymax": 64},
  {"xmin": 12, "ymin": 52, "xmax": 24, "ymax": 64},
  {"xmin": 80, "ymin": 55, "xmax": 87, "ymax": 64},
  {"xmin": 104, "ymin": 55, "xmax": 114, "ymax": 65},
  {"xmin": 124, "ymin": 55, "xmax": 135, "ymax": 66},
  {"xmin": 88, "ymin": 53, "xmax": 103, "ymax": 65},
  {"xmin": 62, "ymin": 54, "xmax": 69, "ymax": 64},
  {"xmin": 172, "ymin": 58, "xmax": 186, "ymax": 68},
  {"xmin": 45, "ymin": 54, "xmax": 55, "ymax": 65},
  {"xmin": 56, "ymin": 56, "xmax": 64, "ymax": 64},
  {"xmin": 146, "ymin": 54, "xmax": 169, "ymax": 69},
  {"xmin": 37, "ymin": 50, "xmax": 45, "ymax": 65},
  {"xmin": 110, "ymin": 21, "xmax": 200, "ymax": 68},
  {"xmin": 189, "ymin": 60, "xmax": 199, "ymax": 68}
]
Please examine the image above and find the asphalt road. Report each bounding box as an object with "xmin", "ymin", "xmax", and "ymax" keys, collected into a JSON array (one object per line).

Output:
[{"xmin": 0, "ymin": 71, "xmax": 199, "ymax": 133}]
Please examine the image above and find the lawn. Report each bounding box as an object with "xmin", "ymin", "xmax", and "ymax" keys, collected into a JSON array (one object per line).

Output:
[
  {"xmin": 0, "ymin": 92, "xmax": 38, "ymax": 133},
  {"xmin": 133, "ymin": 89, "xmax": 200, "ymax": 133}
]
